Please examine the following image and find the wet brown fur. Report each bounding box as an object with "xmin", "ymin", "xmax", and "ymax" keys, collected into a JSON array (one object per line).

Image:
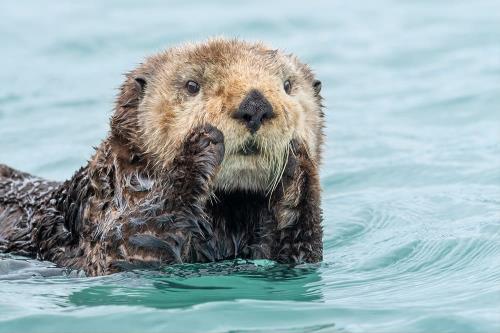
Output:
[{"xmin": 0, "ymin": 39, "xmax": 324, "ymax": 276}]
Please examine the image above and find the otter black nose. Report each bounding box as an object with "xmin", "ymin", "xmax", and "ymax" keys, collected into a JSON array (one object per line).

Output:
[{"xmin": 233, "ymin": 89, "xmax": 275, "ymax": 133}]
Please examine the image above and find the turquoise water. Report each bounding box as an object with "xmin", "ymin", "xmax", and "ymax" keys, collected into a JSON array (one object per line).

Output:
[{"xmin": 1, "ymin": 0, "xmax": 500, "ymax": 332}]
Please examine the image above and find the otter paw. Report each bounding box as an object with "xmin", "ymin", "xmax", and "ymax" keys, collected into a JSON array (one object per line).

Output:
[
  {"xmin": 184, "ymin": 124, "xmax": 225, "ymax": 166},
  {"xmin": 284, "ymin": 139, "xmax": 307, "ymax": 178}
]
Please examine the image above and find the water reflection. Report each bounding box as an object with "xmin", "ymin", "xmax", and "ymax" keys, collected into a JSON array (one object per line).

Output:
[{"xmin": 69, "ymin": 260, "xmax": 323, "ymax": 309}]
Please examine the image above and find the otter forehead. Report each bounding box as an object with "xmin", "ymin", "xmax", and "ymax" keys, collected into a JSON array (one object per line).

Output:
[
  {"xmin": 171, "ymin": 40, "xmax": 284, "ymax": 73},
  {"xmin": 150, "ymin": 40, "xmax": 313, "ymax": 91}
]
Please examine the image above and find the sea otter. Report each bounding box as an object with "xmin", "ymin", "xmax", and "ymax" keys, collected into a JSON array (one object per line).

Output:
[{"xmin": 0, "ymin": 39, "xmax": 324, "ymax": 276}]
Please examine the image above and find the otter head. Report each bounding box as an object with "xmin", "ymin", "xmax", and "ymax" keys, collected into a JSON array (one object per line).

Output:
[{"xmin": 113, "ymin": 38, "xmax": 323, "ymax": 193}]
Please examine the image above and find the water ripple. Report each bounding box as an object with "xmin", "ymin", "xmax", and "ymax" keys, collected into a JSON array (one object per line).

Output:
[{"xmin": 1, "ymin": 0, "xmax": 500, "ymax": 332}]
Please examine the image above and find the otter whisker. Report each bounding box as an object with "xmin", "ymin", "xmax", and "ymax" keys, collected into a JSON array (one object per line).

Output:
[{"xmin": 266, "ymin": 141, "xmax": 289, "ymax": 199}]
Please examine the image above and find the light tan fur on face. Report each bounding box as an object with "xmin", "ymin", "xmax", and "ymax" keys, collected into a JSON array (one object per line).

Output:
[{"xmin": 137, "ymin": 38, "xmax": 323, "ymax": 193}]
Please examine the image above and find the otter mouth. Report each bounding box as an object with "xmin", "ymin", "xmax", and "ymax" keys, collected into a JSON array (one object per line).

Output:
[{"xmin": 238, "ymin": 139, "xmax": 260, "ymax": 156}]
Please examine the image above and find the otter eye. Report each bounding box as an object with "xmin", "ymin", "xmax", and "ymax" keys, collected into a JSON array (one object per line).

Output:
[
  {"xmin": 186, "ymin": 80, "xmax": 200, "ymax": 95},
  {"xmin": 284, "ymin": 80, "xmax": 292, "ymax": 95}
]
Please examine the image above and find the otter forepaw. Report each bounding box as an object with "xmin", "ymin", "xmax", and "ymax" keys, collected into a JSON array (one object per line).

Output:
[
  {"xmin": 282, "ymin": 139, "xmax": 310, "ymax": 181},
  {"xmin": 184, "ymin": 124, "xmax": 225, "ymax": 166}
]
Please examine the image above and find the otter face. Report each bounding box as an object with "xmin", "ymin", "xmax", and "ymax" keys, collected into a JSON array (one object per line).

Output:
[{"xmin": 134, "ymin": 39, "xmax": 323, "ymax": 193}]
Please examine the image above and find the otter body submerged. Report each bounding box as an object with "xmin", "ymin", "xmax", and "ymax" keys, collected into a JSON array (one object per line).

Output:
[{"xmin": 0, "ymin": 39, "xmax": 324, "ymax": 276}]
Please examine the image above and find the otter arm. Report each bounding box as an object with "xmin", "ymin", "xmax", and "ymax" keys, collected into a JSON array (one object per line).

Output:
[
  {"xmin": 105, "ymin": 125, "xmax": 225, "ymax": 271},
  {"xmin": 270, "ymin": 140, "xmax": 323, "ymax": 263}
]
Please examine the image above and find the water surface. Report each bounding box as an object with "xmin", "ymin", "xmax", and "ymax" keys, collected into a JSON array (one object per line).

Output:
[{"xmin": 1, "ymin": 0, "xmax": 499, "ymax": 332}]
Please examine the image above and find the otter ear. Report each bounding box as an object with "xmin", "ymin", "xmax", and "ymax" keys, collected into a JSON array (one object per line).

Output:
[
  {"xmin": 134, "ymin": 75, "xmax": 147, "ymax": 94},
  {"xmin": 119, "ymin": 72, "xmax": 149, "ymax": 108},
  {"xmin": 312, "ymin": 79, "xmax": 322, "ymax": 96}
]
